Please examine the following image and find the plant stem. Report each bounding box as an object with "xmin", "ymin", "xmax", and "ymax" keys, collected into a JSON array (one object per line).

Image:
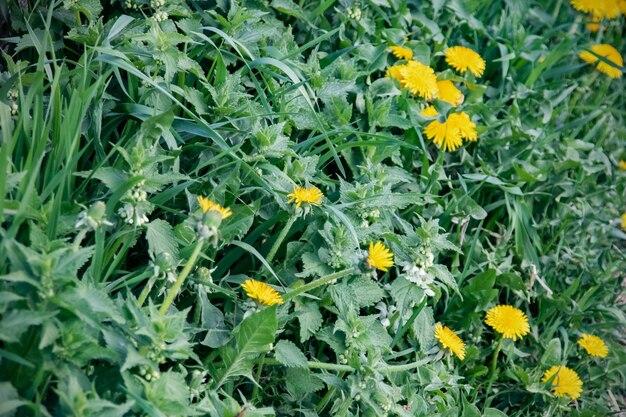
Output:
[
  {"xmin": 72, "ymin": 229, "xmax": 88, "ymax": 252},
  {"xmin": 251, "ymin": 355, "xmax": 265, "ymax": 401},
  {"xmin": 159, "ymin": 241, "xmax": 204, "ymax": 314},
  {"xmin": 260, "ymin": 358, "xmax": 353, "ymax": 372},
  {"xmin": 485, "ymin": 337, "xmax": 504, "ymax": 395},
  {"xmin": 259, "ymin": 357, "xmax": 423, "ymax": 373},
  {"xmin": 137, "ymin": 276, "xmax": 156, "ymax": 307},
  {"xmin": 265, "ymin": 214, "xmax": 296, "ymax": 263},
  {"xmin": 283, "ymin": 268, "xmax": 354, "ymax": 300}
]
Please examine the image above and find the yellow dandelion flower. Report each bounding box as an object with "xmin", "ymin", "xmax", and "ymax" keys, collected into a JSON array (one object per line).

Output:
[
  {"xmin": 620, "ymin": 0, "xmax": 626, "ymax": 14},
  {"xmin": 386, "ymin": 64, "xmax": 406, "ymax": 81},
  {"xmin": 287, "ymin": 186, "xmax": 324, "ymax": 208},
  {"xmin": 585, "ymin": 22, "xmax": 601, "ymax": 32},
  {"xmin": 621, "ymin": 213, "xmax": 626, "ymax": 230},
  {"xmin": 571, "ymin": 0, "xmax": 620, "ymax": 18},
  {"xmin": 450, "ymin": 112, "xmax": 478, "ymax": 142},
  {"xmin": 241, "ymin": 279, "xmax": 284, "ymax": 306},
  {"xmin": 389, "ymin": 45, "xmax": 413, "ymax": 61},
  {"xmin": 542, "ymin": 366, "xmax": 583, "ymax": 400},
  {"xmin": 197, "ymin": 196, "xmax": 233, "ymax": 219},
  {"xmin": 580, "ymin": 44, "xmax": 623, "ymax": 78},
  {"xmin": 424, "ymin": 111, "xmax": 477, "ymax": 152},
  {"xmin": 367, "ymin": 241, "xmax": 394, "ymax": 272},
  {"xmin": 421, "ymin": 105, "xmax": 438, "ymax": 117},
  {"xmin": 399, "ymin": 60, "xmax": 439, "ymax": 100},
  {"xmin": 436, "ymin": 80, "xmax": 464, "ymax": 106},
  {"xmin": 485, "ymin": 305, "xmax": 530, "ymax": 341},
  {"xmin": 424, "ymin": 119, "xmax": 463, "ymax": 152},
  {"xmin": 435, "ymin": 323, "xmax": 466, "ymax": 360},
  {"xmin": 578, "ymin": 334, "xmax": 609, "ymax": 358},
  {"xmin": 445, "ymin": 46, "xmax": 486, "ymax": 78},
  {"xmin": 618, "ymin": 160, "xmax": 626, "ymax": 170}
]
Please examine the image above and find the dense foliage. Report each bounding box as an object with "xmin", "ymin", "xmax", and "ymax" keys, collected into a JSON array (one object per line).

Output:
[{"xmin": 1, "ymin": 0, "xmax": 625, "ymax": 416}]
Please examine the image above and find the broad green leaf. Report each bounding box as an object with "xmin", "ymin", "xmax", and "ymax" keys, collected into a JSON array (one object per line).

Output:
[{"xmin": 274, "ymin": 340, "xmax": 308, "ymax": 368}]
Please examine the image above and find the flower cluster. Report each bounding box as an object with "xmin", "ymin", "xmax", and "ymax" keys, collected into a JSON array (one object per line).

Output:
[{"xmin": 386, "ymin": 45, "xmax": 483, "ymax": 152}]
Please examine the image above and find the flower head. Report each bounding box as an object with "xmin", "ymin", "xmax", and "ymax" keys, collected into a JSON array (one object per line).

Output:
[
  {"xmin": 571, "ymin": 0, "xmax": 621, "ymax": 18},
  {"xmin": 399, "ymin": 60, "xmax": 439, "ymax": 100},
  {"xmin": 621, "ymin": 213, "xmax": 626, "ymax": 230},
  {"xmin": 542, "ymin": 366, "xmax": 583, "ymax": 400},
  {"xmin": 445, "ymin": 46, "xmax": 486, "ymax": 77},
  {"xmin": 485, "ymin": 305, "xmax": 530, "ymax": 340},
  {"xmin": 367, "ymin": 241, "xmax": 394, "ymax": 272},
  {"xmin": 619, "ymin": 160, "xmax": 626, "ymax": 170},
  {"xmin": 386, "ymin": 64, "xmax": 406, "ymax": 81},
  {"xmin": 287, "ymin": 186, "xmax": 324, "ymax": 208},
  {"xmin": 421, "ymin": 105, "xmax": 438, "ymax": 117},
  {"xmin": 585, "ymin": 22, "xmax": 601, "ymax": 32},
  {"xmin": 579, "ymin": 44, "xmax": 623, "ymax": 78},
  {"xmin": 436, "ymin": 80, "xmax": 464, "ymax": 106},
  {"xmin": 389, "ymin": 45, "xmax": 413, "ymax": 60},
  {"xmin": 424, "ymin": 111, "xmax": 477, "ymax": 152},
  {"xmin": 198, "ymin": 196, "xmax": 233, "ymax": 219},
  {"xmin": 241, "ymin": 279, "xmax": 284, "ymax": 306},
  {"xmin": 578, "ymin": 334, "xmax": 609, "ymax": 358},
  {"xmin": 435, "ymin": 323, "xmax": 466, "ymax": 360}
]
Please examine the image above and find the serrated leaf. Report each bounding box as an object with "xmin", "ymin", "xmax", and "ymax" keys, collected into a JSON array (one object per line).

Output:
[
  {"xmin": 274, "ymin": 340, "xmax": 307, "ymax": 368},
  {"xmin": 412, "ymin": 306, "xmax": 435, "ymax": 352},
  {"xmin": 297, "ymin": 302, "xmax": 323, "ymax": 342},
  {"xmin": 285, "ymin": 368, "xmax": 324, "ymax": 396},
  {"xmin": 145, "ymin": 219, "xmax": 179, "ymax": 261}
]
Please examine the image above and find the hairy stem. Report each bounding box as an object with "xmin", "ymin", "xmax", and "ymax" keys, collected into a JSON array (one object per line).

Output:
[
  {"xmin": 283, "ymin": 268, "xmax": 354, "ymax": 300},
  {"xmin": 159, "ymin": 241, "xmax": 204, "ymax": 314},
  {"xmin": 266, "ymin": 214, "xmax": 296, "ymax": 263}
]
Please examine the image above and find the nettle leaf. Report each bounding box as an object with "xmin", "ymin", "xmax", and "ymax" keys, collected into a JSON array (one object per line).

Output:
[
  {"xmin": 390, "ymin": 277, "xmax": 425, "ymax": 315},
  {"xmin": 199, "ymin": 291, "xmax": 230, "ymax": 348},
  {"xmin": 90, "ymin": 167, "xmax": 128, "ymax": 192},
  {"xmin": 145, "ymin": 219, "xmax": 179, "ymax": 261},
  {"xmin": 145, "ymin": 371, "xmax": 191, "ymax": 415},
  {"xmin": 412, "ymin": 306, "xmax": 435, "ymax": 352},
  {"xmin": 350, "ymin": 276, "xmax": 385, "ymax": 308},
  {"xmin": 0, "ymin": 310, "xmax": 58, "ymax": 343},
  {"xmin": 214, "ymin": 307, "xmax": 278, "ymax": 387},
  {"xmin": 274, "ymin": 340, "xmax": 307, "ymax": 368},
  {"xmin": 296, "ymin": 252, "xmax": 333, "ymax": 279},
  {"xmin": 271, "ymin": 0, "xmax": 304, "ymax": 19},
  {"xmin": 431, "ymin": 264, "xmax": 460, "ymax": 296},
  {"xmin": 285, "ymin": 368, "xmax": 324, "ymax": 396},
  {"xmin": 296, "ymin": 302, "xmax": 323, "ymax": 343}
]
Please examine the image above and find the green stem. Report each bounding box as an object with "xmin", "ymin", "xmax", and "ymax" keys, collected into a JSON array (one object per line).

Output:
[
  {"xmin": 72, "ymin": 229, "xmax": 88, "ymax": 252},
  {"xmin": 251, "ymin": 355, "xmax": 265, "ymax": 401},
  {"xmin": 137, "ymin": 276, "xmax": 157, "ymax": 307},
  {"xmin": 260, "ymin": 357, "xmax": 422, "ymax": 373},
  {"xmin": 283, "ymin": 268, "xmax": 354, "ymax": 300},
  {"xmin": 260, "ymin": 358, "xmax": 353, "ymax": 372},
  {"xmin": 265, "ymin": 215, "xmax": 296, "ymax": 263},
  {"xmin": 485, "ymin": 337, "xmax": 504, "ymax": 395},
  {"xmin": 159, "ymin": 241, "xmax": 204, "ymax": 314}
]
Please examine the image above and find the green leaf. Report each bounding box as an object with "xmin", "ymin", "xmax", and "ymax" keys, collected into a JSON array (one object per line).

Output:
[
  {"xmin": 145, "ymin": 219, "xmax": 179, "ymax": 261},
  {"xmin": 297, "ymin": 302, "xmax": 323, "ymax": 343},
  {"xmin": 274, "ymin": 340, "xmax": 308, "ymax": 368},
  {"xmin": 540, "ymin": 338, "xmax": 561, "ymax": 367},
  {"xmin": 199, "ymin": 291, "xmax": 230, "ymax": 348},
  {"xmin": 483, "ymin": 408, "xmax": 509, "ymax": 417},
  {"xmin": 214, "ymin": 307, "xmax": 278, "ymax": 387},
  {"xmin": 412, "ymin": 306, "xmax": 435, "ymax": 352},
  {"xmin": 285, "ymin": 368, "xmax": 324, "ymax": 396}
]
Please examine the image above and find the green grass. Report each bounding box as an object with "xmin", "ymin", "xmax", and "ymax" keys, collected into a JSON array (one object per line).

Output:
[{"xmin": 0, "ymin": 0, "xmax": 625, "ymax": 416}]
